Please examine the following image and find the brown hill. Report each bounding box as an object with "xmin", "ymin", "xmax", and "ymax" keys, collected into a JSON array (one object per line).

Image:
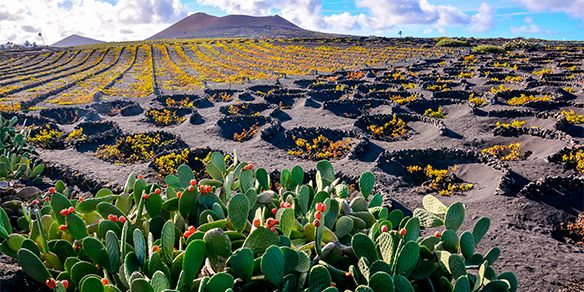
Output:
[
  {"xmin": 51, "ymin": 34, "xmax": 104, "ymax": 48},
  {"xmin": 148, "ymin": 12, "xmax": 327, "ymax": 40}
]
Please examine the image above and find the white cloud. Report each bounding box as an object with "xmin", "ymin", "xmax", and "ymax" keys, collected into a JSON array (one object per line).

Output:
[
  {"xmin": 197, "ymin": 0, "xmax": 494, "ymax": 34},
  {"xmin": 0, "ymin": 0, "xmax": 498, "ymax": 44},
  {"xmin": 470, "ymin": 2, "xmax": 494, "ymax": 32},
  {"xmin": 195, "ymin": 0, "xmax": 271, "ymax": 15},
  {"xmin": 323, "ymin": 12, "xmax": 369, "ymax": 32},
  {"xmin": 354, "ymin": 0, "xmax": 490, "ymax": 30},
  {"xmin": 510, "ymin": 16, "xmax": 553, "ymax": 35},
  {"xmin": 275, "ymin": 0, "xmax": 326, "ymax": 31},
  {"xmin": 0, "ymin": 0, "xmax": 186, "ymax": 44},
  {"xmin": 516, "ymin": 0, "xmax": 584, "ymax": 20}
]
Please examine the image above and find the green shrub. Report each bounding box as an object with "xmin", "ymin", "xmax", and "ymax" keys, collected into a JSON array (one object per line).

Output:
[
  {"xmin": 503, "ymin": 39, "xmax": 542, "ymax": 51},
  {"xmin": 436, "ymin": 38, "xmax": 470, "ymax": 47},
  {"xmin": 472, "ymin": 45, "xmax": 505, "ymax": 54},
  {"xmin": 0, "ymin": 152, "xmax": 516, "ymax": 291}
]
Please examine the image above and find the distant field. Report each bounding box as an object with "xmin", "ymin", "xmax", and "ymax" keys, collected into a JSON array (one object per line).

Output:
[{"xmin": 0, "ymin": 38, "xmax": 454, "ymax": 111}]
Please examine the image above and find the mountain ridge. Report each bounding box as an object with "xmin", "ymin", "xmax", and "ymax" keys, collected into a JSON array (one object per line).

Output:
[
  {"xmin": 148, "ymin": 12, "xmax": 329, "ymax": 40},
  {"xmin": 51, "ymin": 34, "xmax": 104, "ymax": 48}
]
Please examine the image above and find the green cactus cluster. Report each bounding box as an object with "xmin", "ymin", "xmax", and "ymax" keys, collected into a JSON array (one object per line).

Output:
[
  {"xmin": 0, "ymin": 115, "xmax": 44, "ymax": 180},
  {"xmin": 0, "ymin": 149, "xmax": 516, "ymax": 291}
]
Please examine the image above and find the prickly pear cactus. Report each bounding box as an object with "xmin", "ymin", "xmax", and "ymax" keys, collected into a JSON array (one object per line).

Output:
[{"xmin": 0, "ymin": 153, "xmax": 516, "ymax": 292}]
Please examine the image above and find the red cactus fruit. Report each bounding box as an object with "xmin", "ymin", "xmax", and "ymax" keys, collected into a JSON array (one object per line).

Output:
[
  {"xmin": 399, "ymin": 228, "xmax": 406, "ymax": 236},
  {"xmin": 315, "ymin": 211, "xmax": 322, "ymax": 220},
  {"xmin": 46, "ymin": 278, "xmax": 57, "ymax": 289}
]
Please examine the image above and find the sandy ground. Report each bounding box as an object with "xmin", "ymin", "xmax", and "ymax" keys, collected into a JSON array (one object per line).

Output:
[{"xmin": 3, "ymin": 41, "xmax": 584, "ymax": 291}]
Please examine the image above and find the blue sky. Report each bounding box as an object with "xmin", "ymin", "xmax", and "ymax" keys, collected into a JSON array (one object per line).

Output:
[
  {"xmin": 186, "ymin": 0, "xmax": 584, "ymax": 40},
  {"xmin": 1, "ymin": 0, "xmax": 583, "ymax": 44}
]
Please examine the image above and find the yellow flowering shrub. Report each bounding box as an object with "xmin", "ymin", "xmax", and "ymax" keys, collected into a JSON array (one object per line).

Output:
[
  {"xmin": 401, "ymin": 83, "xmax": 416, "ymax": 90},
  {"xmin": 562, "ymin": 214, "xmax": 584, "ymax": 245},
  {"xmin": 482, "ymin": 143, "xmax": 525, "ymax": 161},
  {"xmin": 153, "ymin": 148, "xmax": 190, "ymax": 177},
  {"xmin": 563, "ymin": 87, "xmax": 574, "ymax": 94},
  {"xmin": 0, "ymin": 101, "xmax": 21, "ymax": 112},
  {"xmin": 145, "ymin": 109, "xmax": 186, "ymax": 126},
  {"xmin": 66, "ymin": 127, "xmax": 87, "ymax": 142},
  {"xmin": 507, "ymin": 94, "xmax": 552, "ymax": 106},
  {"xmin": 347, "ymin": 71, "xmax": 365, "ymax": 79},
  {"xmin": 96, "ymin": 133, "xmax": 175, "ymax": 163},
  {"xmin": 233, "ymin": 124, "xmax": 260, "ymax": 142},
  {"xmin": 288, "ymin": 135, "xmax": 352, "ymax": 160},
  {"xmin": 562, "ymin": 149, "xmax": 584, "ymax": 174},
  {"xmin": 29, "ymin": 125, "xmax": 63, "ymax": 148},
  {"xmin": 227, "ymin": 103, "xmax": 260, "ymax": 116},
  {"xmin": 390, "ymin": 94, "xmax": 418, "ymax": 105},
  {"xmin": 490, "ymin": 84, "xmax": 513, "ymax": 94},
  {"xmin": 561, "ymin": 110, "xmax": 584, "ymax": 124},
  {"xmin": 427, "ymin": 84, "xmax": 449, "ymax": 91},
  {"xmin": 458, "ymin": 71, "xmax": 474, "ymax": 79},
  {"xmin": 165, "ymin": 98, "xmax": 193, "ymax": 108},
  {"xmin": 406, "ymin": 165, "xmax": 422, "ymax": 172},
  {"xmin": 209, "ymin": 92, "xmax": 233, "ymax": 102},
  {"xmin": 495, "ymin": 120, "xmax": 526, "ymax": 129},
  {"xmin": 407, "ymin": 164, "xmax": 474, "ymax": 196},
  {"xmin": 504, "ymin": 75, "xmax": 523, "ymax": 82},
  {"xmin": 463, "ymin": 54, "xmax": 476, "ymax": 62},
  {"xmin": 367, "ymin": 115, "xmax": 407, "ymax": 140},
  {"xmin": 424, "ymin": 107, "xmax": 446, "ymax": 119},
  {"xmin": 468, "ymin": 96, "xmax": 487, "ymax": 106},
  {"xmin": 533, "ymin": 68, "xmax": 553, "ymax": 76}
]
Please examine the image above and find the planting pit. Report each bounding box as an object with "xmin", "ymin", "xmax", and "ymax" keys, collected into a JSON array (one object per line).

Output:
[
  {"xmin": 28, "ymin": 123, "xmax": 65, "ymax": 149},
  {"xmin": 144, "ymin": 107, "xmax": 189, "ymax": 127},
  {"xmin": 248, "ymin": 84, "xmax": 280, "ymax": 95},
  {"xmin": 217, "ymin": 115, "xmax": 273, "ymax": 142},
  {"xmin": 519, "ymin": 175, "xmax": 584, "ymax": 215},
  {"xmin": 0, "ymin": 112, "xmax": 51, "ymax": 126},
  {"xmin": 494, "ymin": 89, "xmax": 565, "ymax": 109},
  {"xmin": 265, "ymin": 126, "xmax": 364, "ymax": 161},
  {"xmin": 92, "ymin": 100, "xmax": 143, "ymax": 116},
  {"xmin": 547, "ymin": 146, "xmax": 583, "ymax": 175},
  {"xmin": 157, "ymin": 94, "xmax": 197, "ymax": 108},
  {"xmin": 263, "ymin": 89, "xmax": 305, "ymax": 108},
  {"xmin": 306, "ymin": 89, "xmax": 345, "ymax": 103},
  {"xmin": 219, "ymin": 102, "xmax": 274, "ymax": 116},
  {"xmin": 323, "ymin": 98, "xmax": 387, "ymax": 118},
  {"xmin": 149, "ymin": 147, "xmax": 222, "ymax": 178},
  {"xmin": 95, "ymin": 131, "xmax": 187, "ymax": 164},
  {"xmin": 72, "ymin": 121, "xmax": 122, "ymax": 152},
  {"xmin": 405, "ymin": 99, "xmax": 459, "ymax": 116},
  {"xmin": 377, "ymin": 148, "xmax": 507, "ymax": 196},
  {"xmin": 204, "ymin": 89, "xmax": 240, "ymax": 103},
  {"xmin": 354, "ymin": 114, "xmax": 413, "ymax": 141},
  {"xmin": 39, "ymin": 107, "xmax": 95, "ymax": 125}
]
